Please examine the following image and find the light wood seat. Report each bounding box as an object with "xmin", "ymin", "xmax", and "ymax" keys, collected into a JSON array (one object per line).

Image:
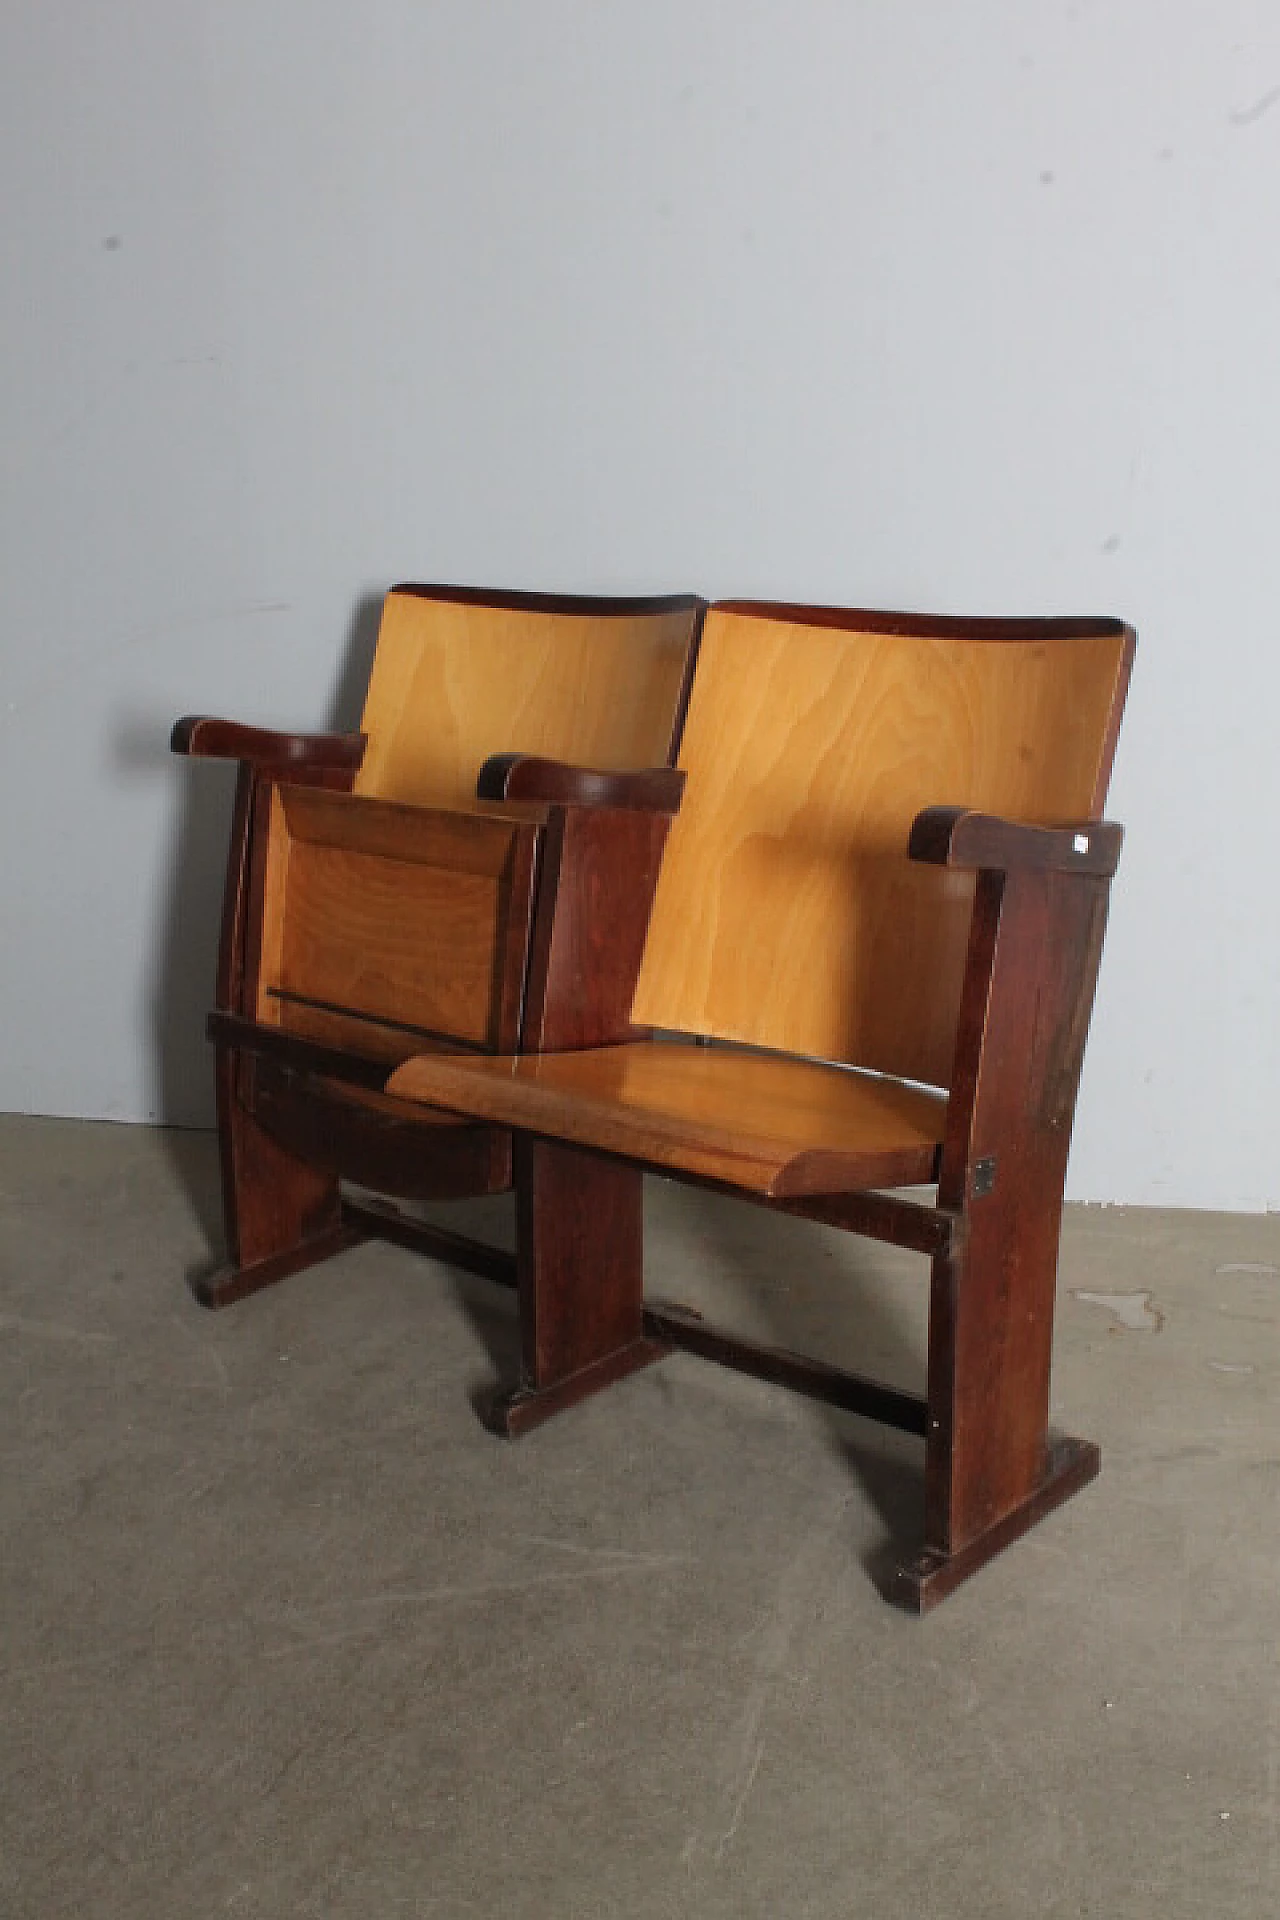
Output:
[
  {"xmin": 387, "ymin": 596, "xmax": 1135, "ymax": 1612},
  {"xmin": 391, "ymin": 1042, "xmax": 947, "ymax": 1198},
  {"xmin": 171, "ymin": 584, "xmax": 703, "ymax": 1306}
]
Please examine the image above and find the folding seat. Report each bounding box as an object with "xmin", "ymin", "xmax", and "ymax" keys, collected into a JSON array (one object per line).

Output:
[{"xmin": 172, "ymin": 584, "xmax": 704, "ymax": 1305}]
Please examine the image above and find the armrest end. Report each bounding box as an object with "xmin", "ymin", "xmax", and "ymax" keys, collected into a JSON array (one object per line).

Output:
[
  {"xmin": 171, "ymin": 715, "xmax": 366, "ymax": 771},
  {"xmin": 910, "ymin": 806, "xmax": 1123, "ymax": 877},
  {"xmin": 477, "ymin": 753, "xmax": 686, "ymax": 814}
]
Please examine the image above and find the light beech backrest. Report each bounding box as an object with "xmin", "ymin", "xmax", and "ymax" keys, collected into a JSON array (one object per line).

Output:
[
  {"xmin": 631, "ymin": 603, "xmax": 1133, "ymax": 1089},
  {"xmin": 353, "ymin": 588, "xmax": 700, "ymax": 807}
]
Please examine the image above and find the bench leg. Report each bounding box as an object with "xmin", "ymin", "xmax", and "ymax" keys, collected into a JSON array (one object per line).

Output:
[
  {"xmin": 488, "ymin": 1138, "xmax": 669, "ymax": 1436},
  {"xmin": 198, "ymin": 1050, "xmax": 358, "ymax": 1309},
  {"xmin": 896, "ymin": 1218, "xmax": 1099, "ymax": 1613}
]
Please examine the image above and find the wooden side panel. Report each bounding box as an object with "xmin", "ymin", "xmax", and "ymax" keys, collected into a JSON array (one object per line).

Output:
[
  {"xmin": 353, "ymin": 594, "xmax": 698, "ymax": 807},
  {"xmin": 633, "ymin": 609, "xmax": 1131, "ymax": 1089},
  {"xmin": 516, "ymin": 1138, "xmax": 646, "ymax": 1389},
  {"xmin": 925, "ymin": 864, "xmax": 1113, "ymax": 1554},
  {"xmin": 522, "ymin": 805, "xmax": 675, "ymax": 1053},
  {"xmin": 253, "ymin": 785, "xmax": 538, "ymax": 1054}
]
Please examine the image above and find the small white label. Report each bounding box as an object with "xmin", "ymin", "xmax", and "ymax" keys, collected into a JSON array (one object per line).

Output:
[{"xmin": 1073, "ymin": 833, "xmax": 1089, "ymax": 854}]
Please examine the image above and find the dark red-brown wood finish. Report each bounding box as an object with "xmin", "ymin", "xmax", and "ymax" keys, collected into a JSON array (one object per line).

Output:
[
  {"xmin": 191, "ymin": 745, "xmax": 367, "ymax": 1306},
  {"xmin": 904, "ymin": 819, "xmax": 1118, "ymax": 1607},
  {"xmin": 170, "ymin": 716, "xmax": 367, "ymax": 770},
  {"xmin": 477, "ymin": 754, "xmax": 686, "ymax": 816},
  {"xmin": 520, "ymin": 803, "xmax": 678, "ymax": 1052},
  {"xmin": 497, "ymin": 1139, "xmax": 668, "ymax": 1436}
]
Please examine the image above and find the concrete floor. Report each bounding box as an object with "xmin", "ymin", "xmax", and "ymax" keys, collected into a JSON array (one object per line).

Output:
[{"xmin": 2, "ymin": 1114, "xmax": 1278, "ymax": 1917}]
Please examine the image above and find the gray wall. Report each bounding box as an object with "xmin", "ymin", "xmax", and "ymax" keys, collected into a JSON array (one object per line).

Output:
[{"xmin": 2, "ymin": 2, "xmax": 1277, "ymax": 1207}]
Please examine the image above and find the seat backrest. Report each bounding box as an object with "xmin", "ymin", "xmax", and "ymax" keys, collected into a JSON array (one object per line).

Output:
[
  {"xmin": 631, "ymin": 601, "xmax": 1134, "ymax": 1090},
  {"xmin": 352, "ymin": 586, "xmax": 703, "ymax": 807}
]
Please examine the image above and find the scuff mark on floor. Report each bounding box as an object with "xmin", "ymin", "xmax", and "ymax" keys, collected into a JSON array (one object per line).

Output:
[
  {"xmin": 255, "ymin": 1555, "xmax": 695, "ymax": 1658},
  {"xmin": 714, "ymin": 1738, "xmax": 766, "ymax": 1860},
  {"xmin": 682, "ymin": 1496, "xmax": 850, "ymax": 1868},
  {"xmin": 1208, "ymin": 1360, "xmax": 1255, "ymax": 1375},
  {"xmin": 0, "ymin": 1314, "xmax": 116, "ymax": 1348},
  {"xmin": 1214, "ymin": 1262, "xmax": 1279, "ymax": 1278},
  {"xmin": 513, "ymin": 1533, "xmax": 681, "ymax": 1567},
  {"xmin": 169, "ymin": 1311, "xmax": 232, "ymax": 1394},
  {"xmin": 1071, "ymin": 1289, "xmax": 1165, "ymax": 1332}
]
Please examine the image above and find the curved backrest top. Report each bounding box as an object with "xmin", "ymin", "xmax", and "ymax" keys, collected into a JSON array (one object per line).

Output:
[
  {"xmin": 632, "ymin": 601, "xmax": 1134, "ymax": 1090},
  {"xmin": 354, "ymin": 585, "xmax": 703, "ymax": 807}
]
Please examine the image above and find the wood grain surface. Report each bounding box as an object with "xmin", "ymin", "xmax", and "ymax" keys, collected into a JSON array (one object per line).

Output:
[
  {"xmin": 254, "ymin": 784, "xmax": 539, "ymax": 1053},
  {"xmin": 632, "ymin": 607, "xmax": 1131, "ymax": 1088},
  {"xmin": 388, "ymin": 1041, "xmax": 946, "ymax": 1198},
  {"xmin": 925, "ymin": 861, "xmax": 1114, "ymax": 1553},
  {"xmin": 353, "ymin": 592, "xmax": 700, "ymax": 806}
]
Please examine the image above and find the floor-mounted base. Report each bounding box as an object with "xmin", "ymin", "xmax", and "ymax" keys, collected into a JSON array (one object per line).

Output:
[
  {"xmin": 193, "ymin": 1222, "xmax": 365, "ymax": 1310},
  {"xmin": 894, "ymin": 1435, "xmax": 1101, "ymax": 1615},
  {"xmin": 486, "ymin": 1337, "xmax": 671, "ymax": 1438}
]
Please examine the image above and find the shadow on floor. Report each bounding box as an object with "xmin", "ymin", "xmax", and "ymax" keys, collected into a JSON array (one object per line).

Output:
[
  {"xmin": 646, "ymin": 1176, "xmax": 931, "ymax": 1595},
  {"xmin": 418, "ymin": 1170, "xmax": 935, "ymax": 1595},
  {"xmin": 840, "ymin": 1439, "xmax": 927, "ymax": 1599}
]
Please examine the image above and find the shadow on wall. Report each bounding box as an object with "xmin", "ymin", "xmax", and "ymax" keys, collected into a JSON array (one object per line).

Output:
[{"xmin": 130, "ymin": 590, "xmax": 384, "ymax": 1263}]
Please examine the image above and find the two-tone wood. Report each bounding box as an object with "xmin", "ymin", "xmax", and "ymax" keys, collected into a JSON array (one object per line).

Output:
[
  {"xmin": 387, "ymin": 599, "xmax": 1135, "ymax": 1610},
  {"xmin": 172, "ymin": 584, "xmax": 705, "ymax": 1307}
]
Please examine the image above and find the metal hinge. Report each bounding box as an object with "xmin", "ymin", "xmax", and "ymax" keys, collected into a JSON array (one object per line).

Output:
[{"xmin": 971, "ymin": 1155, "xmax": 998, "ymax": 1199}]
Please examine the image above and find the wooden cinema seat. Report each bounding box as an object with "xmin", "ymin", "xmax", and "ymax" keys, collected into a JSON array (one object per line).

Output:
[
  {"xmin": 171, "ymin": 584, "xmax": 704, "ymax": 1307},
  {"xmin": 388, "ymin": 598, "xmax": 1135, "ymax": 1611}
]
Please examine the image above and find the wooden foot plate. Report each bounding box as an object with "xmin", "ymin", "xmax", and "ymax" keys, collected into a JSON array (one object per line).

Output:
[
  {"xmin": 487, "ymin": 1337, "xmax": 672, "ymax": 1438},
  {"xmin": 193, "ymin": 1221, "xmax": 365, "ymax": 1309},
  {"xmin": 895, "ymin": 1435, "xmax": 1101, "ymax": 1615}
]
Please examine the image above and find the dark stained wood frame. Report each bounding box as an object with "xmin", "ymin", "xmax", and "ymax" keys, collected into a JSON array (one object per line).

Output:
[
  {"xmin": 378, "ymin": 604, "xmax": 1136, "ymax": 1613},
  {"xmin": 450, "ymin": 796, "xmax": 1124, "ymax": 1611},
  {"xmin": 170, "ymin": 585, "xmax": 704, "ymax": 1309}
]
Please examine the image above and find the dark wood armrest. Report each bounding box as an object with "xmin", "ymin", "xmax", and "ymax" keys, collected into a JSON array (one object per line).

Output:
[
  {"xmin": 477, "ymin": 753, "xmax": 685, "ymax": 815},
  {"xmin": 909, "ymin": 807, "xmax": 1123, "ymax": 878},
  {"xmin": 171, "ymin": 715, "xmax": 367, "ymax": 772}
]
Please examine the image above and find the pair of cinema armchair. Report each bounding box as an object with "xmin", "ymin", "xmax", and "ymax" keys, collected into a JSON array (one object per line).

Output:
[{"xmin": 173, "ymin": 581, "xmax": 1133, "ymax": 1610}]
